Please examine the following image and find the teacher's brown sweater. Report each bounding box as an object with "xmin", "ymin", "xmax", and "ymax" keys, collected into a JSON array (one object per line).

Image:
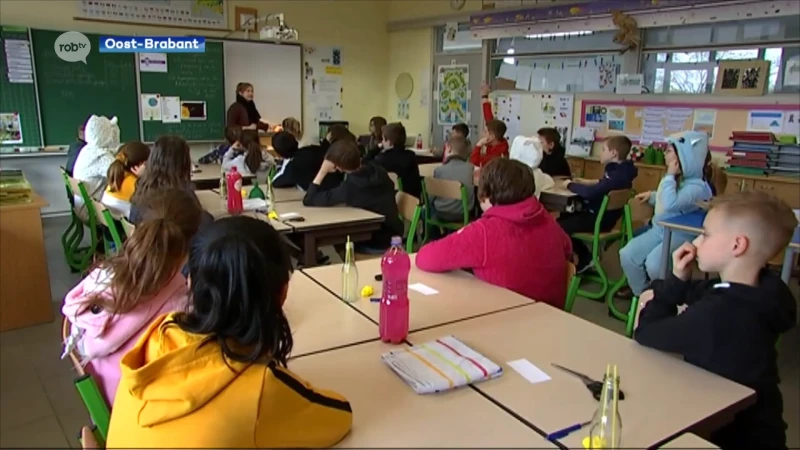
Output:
[{"xmin": 226, "ymin": 103, "xmax": 270, "ymax": 131}]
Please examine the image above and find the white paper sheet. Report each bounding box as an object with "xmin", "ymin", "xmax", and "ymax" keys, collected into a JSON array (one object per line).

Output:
[
  {"xmin": 507, "ymin": 359, "xmax": 551, "ymax": 384},
  {"xmin": 161, "ymin": 96, "xmax": 180, "ymax": 123},
  {"xmin": 498, "ymin": 63, "xmax": 518, "ymax": 81},
  {"xmin": 530, "ymin": 68, "xmax": 547, "ymax": 91},
  {"xmin": 408, "ymin": 283, "xmax": 439, "ymax": 296},
  {"xmin": 140, "ymin": 94, "xmax": 162, "ymax": 121},
  {"xmin": 515, "ymin": 65, "xmax": 532, "ymax": 91},
  {"xmin": 139, "ymin": 52, "xmax": 168, "ymax": 73},
  {"xmin": 781, "ymin": 110, "xmax": 800, "ymax": 137}
]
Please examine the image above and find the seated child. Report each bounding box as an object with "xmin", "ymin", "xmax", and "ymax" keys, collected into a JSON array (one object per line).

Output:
[
  {"xmin": 635, "ymin": 190, "xmax": 798, "ymax": 450},
  {"xmin": 73, "ymin": 115, "xmax": 121, "ymax": 201},
  {"xmin": 416, "ymin": 158, "xmax": 573, "ymax": 308},
  {"xmin": 101, "ymin": 141, "xmax": 151, "ymax": 218},
  {"xmin": 558, "ymin": 136, "xmax": 637, "ymax": 271},
  {"xmin": 65, "ymin": 121, "xmax": 87, "ymax": 177},
  {"xmin": 434, "ymin": 123, "xmax": 472, "ymax": 161},
  {"xmin": 508, "ymin": 135, "xmax": 555, "ymax": 199},
  {"xmin": 322, "ymin": 124, "xmax": 356, "ymax": 150},
  {"xmin": 106, "ymin": 216, "xmax": 352, "ymax": 447},
  {"xmin": 222, "ymin": 129, "xmax": 275, "ymax": 177},
  {"xmin": 472, "ymin": 82, "xmax": 509, "ymax": 168},
  {"xmin": 619, "ymin": 131, "xmax": 714, "ymax": 296},
  {"xmin": 272, "ymin": 131, "xmax": 343, "ymax": 191},
  {"xmin": 537, "ymin": 127, "xmax": 572, "ymax": 178},
  {"xmin": 363, "ymin": 122, "xmax": 422, "ymax": 198},
  {"xmin": 199, "ymin": 126, "xmax": 240, "ymax": 164},
  {"xmin": 304, "ymin": 139, "xmax": 404, "ymax": 251},
  {"xmin": 431, "ymin": 136, "xmax": 475, "ymax": 222},
  {"xmin": 61, "ymin": 188, "xmax": 203, "ymax": 404},
  {"xmin": 367, "ymin": 116, "xmax": 387, "ymax": 153}
]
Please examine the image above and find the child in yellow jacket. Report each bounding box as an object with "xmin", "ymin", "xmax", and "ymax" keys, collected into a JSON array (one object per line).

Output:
[{"xmin": 106, "ymin": 216, "xmax": 352, "ymax": 448}]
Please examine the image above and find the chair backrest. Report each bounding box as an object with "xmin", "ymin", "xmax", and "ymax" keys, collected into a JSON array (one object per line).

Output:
[
  {"xmin": 66, "ymin": 175, "xmax": 84, "ymax": 201},
  {"xmin": 606, "ymin": 189, "xmax": 633, "ymax": 212},
  {"xmin": 120, "ymin": 218, "xmax": 136, "ymax": 238},
  {"xmin": 629, "ymin": 197, "xmax": 655, "ymax": 224},
  {"xmin": 90, "ymin": 200, "xmax": 112, "ymax": 228},
  {"xmin": 423, "ymin": 177, "xmax": 462, "ymax": 201},
  {"xmin": 396, "ymin": 191, "xmax": 419, "ymax": 223},
  {"xmin": 387, "ymin": 172, "xmax": 403, "ymax": 192}
]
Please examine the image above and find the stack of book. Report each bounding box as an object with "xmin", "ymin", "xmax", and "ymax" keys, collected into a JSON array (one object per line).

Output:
[
  {"xmin": 727, "ymin": 132, "xmax": 800, "ymax": 177},
  {"xmin": 0, "ymin": 168, "xmax": 32, "ymax": 205}
]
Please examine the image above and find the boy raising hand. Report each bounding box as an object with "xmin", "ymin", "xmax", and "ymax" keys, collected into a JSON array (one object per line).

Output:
[{"xmin": 635, "ymin": 190, "xmax": 798, "ymax": 450}]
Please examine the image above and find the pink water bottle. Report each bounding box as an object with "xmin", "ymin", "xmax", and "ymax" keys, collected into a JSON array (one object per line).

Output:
[
  {"xmin": 415, "ymin": 134, "xmax": 423, "ymax": 149},
  {"xmin": 226, "ymin": 167, "xmax": 243, "ymax": 215},
  {"xmin": 379, "ymin": 236, "xmax": 410, "ymax": 344}
]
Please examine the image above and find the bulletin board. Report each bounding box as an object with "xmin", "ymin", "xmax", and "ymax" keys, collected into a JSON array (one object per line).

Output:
[
  {"xmin": 492, "ymin": 92, "xmax": 574, "ymax": 146},
  {"xmin": 579, "ymin": 99, "xmax": 800, "ymax": 152}
]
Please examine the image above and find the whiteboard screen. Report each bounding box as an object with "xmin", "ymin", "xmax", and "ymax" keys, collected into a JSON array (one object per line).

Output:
[{"xmin": 223, "ymin": 41, "xmax": 302, "ymax": 128}]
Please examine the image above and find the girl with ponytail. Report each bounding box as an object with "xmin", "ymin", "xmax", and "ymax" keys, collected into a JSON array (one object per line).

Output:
[
  {"xmin": 101, "ymin": 141, "xmax": 150, "ymax": 217},
  {"xmin": 61, "ymin": 188, "xmax": 203, "ymax": 405}
]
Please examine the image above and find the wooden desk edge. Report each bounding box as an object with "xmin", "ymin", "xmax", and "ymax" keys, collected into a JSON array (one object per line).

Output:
[{"xmin": 0, "ymin": 193, "xmax": 49, "ymax": 212}]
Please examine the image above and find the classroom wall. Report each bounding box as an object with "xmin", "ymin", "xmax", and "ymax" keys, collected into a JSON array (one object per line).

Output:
[
  {"xmin": 0, "ymin": 0, "xmax": 389, "ymax": 138},
  {"xmin": 387, "ymin": 0, "xmax": 483, "ymax": 22},
  {"xmin": 386, "ymin": 28, "xmax": 433, "ymax": 145}
]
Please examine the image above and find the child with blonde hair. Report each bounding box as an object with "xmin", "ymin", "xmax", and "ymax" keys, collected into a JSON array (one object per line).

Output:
[{"xmin": 101, "ymin": 141, "xmax": 150, "ymax": 217}]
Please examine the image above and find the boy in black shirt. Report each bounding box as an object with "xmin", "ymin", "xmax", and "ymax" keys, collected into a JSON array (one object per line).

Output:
[
  {"xmin": 304, "ymin": 140, "xmax": 403, "ymax": 251},
  {"xmin": 635, "ymin": 190, "xmax": 798, "ymax": 450},
  {"xmin": 363, "ymin": 122, "xmax": 422, "ymax": 199},
  {"xmin": 537, "ymin": 127, "xmax": 572, "ymax": 178},
  {"xmin": 272, "ymin": 131, "xmax": 343, "ymax": 191}
]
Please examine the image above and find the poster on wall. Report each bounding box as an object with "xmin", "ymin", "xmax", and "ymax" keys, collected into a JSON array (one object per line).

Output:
[
  {"xmin": 0, "ymin": 112, "xmax": 23, "ymax": 144},
  {"xmin": 436, "ymin": 64, "xmax": 470, "ymax": 125},
  {"xmin": 76, "ymin": 0, "xmax": 227, "ymax": 30},
  {"xmin": 303, "ymin": 46, "xmax": 344, "ymax": 142}
]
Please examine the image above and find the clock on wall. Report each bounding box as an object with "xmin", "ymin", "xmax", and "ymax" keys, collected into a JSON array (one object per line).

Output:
[{"xmin": 450, "ymin": 0, "xmax": 466, "ymax": 10}]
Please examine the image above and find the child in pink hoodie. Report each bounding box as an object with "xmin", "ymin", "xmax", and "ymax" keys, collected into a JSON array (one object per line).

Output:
[
  {"xmin": 416, "ymin": 158, "xmax": 573, "ymax": 309},
  {"xmin": 61, "ymin": 188, "xmax": 204, "ymax": 405}
]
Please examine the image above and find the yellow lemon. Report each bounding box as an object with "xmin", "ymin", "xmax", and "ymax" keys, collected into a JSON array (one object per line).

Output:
[
  {"xmin": 360, "ymin": 285, "xmax": 374, "ymax": 297},
  {"xmin": 268, "ymin": 211, "xmax": 279, "ymax": 220},
  {"xmin": 582, "ymin": 436, "xmax": 607, "ymax": 449}
]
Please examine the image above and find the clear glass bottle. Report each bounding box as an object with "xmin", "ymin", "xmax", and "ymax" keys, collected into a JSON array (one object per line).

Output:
[
  {"xmin": 341, "ymin": 240, "xmax": 359, "ymax": 303},
  {"xmin": 219, "ymin": 167, "xmax": 227, "ymax": 200},
  {"xmin": 585, "ymin": 365, "xmax": 622, "ymax": 449}
]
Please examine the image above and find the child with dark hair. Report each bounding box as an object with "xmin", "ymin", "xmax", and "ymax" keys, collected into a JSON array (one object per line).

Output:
[
  {"xmin": 199, "ymin": 126, "xmax": 241, "ymax": 165},
  {"xmin": 417, "ymin": 158, "xmax": 573, "ymax": 308},
  {"xmin": 305, "ymin": 140, "xmax": 403, "ymax": 251},
  {"xmin": 101, "ymin": 141, "xmax": 150, "ymax": 217},
  {"xmin": 363, "ymin": 122, "xmax": 422, "ymax": 198},
  {"xmin": 130, "ymin": 135, "xmax": 213, "ymax": 228},
  {"xmin": 106, "ymin": 216, "xmax": 353, "ymax": 447},
  {"xmin": 222, "ymin": 129, "xmax": 275, "ymax": 177},
  {"xmin": 537, "ymin": 127, "xmax": 572, "ymax": 177},
  {"xmin": 272, "ymin": 131, "xmax": 343, "ymax": 191},
  {"xmin": 62, "ymin": 188, "xmax": 203, "ymax": 404},
  {"xmin": 323, "ymin": 124, "xmax": 356, "ymax": 151},
  {"xmin": 368, "ymin": 116, "xmax": 387, "ymax": 152}
]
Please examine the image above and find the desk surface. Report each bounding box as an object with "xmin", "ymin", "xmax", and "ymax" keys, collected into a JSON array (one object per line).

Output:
[
  {"xmin": 273, "ymin": 200, "xmax": 384, "ymax": 231},
  {"xmin": 288, "ymin": 339, "xmax": 555, "ymax": 448},
  {"xmin": 541, "ymin": 186, "xmax": 577, "ymax": 197},
  {"xmin": 660, "ymin": 210, "xmax": 800, "ymax": 249},
  {"xmin": 302, "ymin": 254, "xmax": 533, "ymax": 331},
  {"xmin": 660, "ymin": 433, "xmax": 719, "ymax": 449},
  {"xmin": 0, "ymin": 192, "xmax": 49, "ymax": 212},
  {"xmin": 194, "ymin": 190, "xmax": 291, "ymax": 232},
  {"xmin": 286, "ymin": 274, "xmax": 378, "ymax": 358},
  {"xmin": 191, "ymin": 164, "xmax": 255, "ymax": 182},
  {"xmin": 408, "ymin": 304, "xmax": 754, "ymax": 450}
]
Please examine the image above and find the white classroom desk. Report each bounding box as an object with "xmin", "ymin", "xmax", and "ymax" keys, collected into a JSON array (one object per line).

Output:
[
  {"xmin": 302, "ymin": 254, "xmax": 533, "ymax": 331},
  {"xmin": 288, "ymin": 339, "xmax": 556, "ymax": 449},
  {"xmin": 660, "ymin": 432, "xmax": 719, "ymax": 449},
  {"xmin": 408, "ymin": 304, "xmax": 755, "ymax": 450},
  {"xmin": 285, "ymin": 274, "xmax": 378, "ymax": 358},
  {"xmin": 194, "ymin": 190, "xmax": 291, "ymax": 233}
]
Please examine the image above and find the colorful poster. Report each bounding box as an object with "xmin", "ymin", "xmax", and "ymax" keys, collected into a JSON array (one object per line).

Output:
[
  {"xmin": 692, "ymin": 109, "xmax": 717, "ymax": 137},
  {"xmin": 437, "ymin": 64, "xmax": 469, "ymax": 125},
  {"xmin": 584, "ymin": 105, "xmax": 607, "ymax": 129},
  {"xmin": 607, "ymin": 106, "xmax": 626, "ymax": 131},
  {"xmin": 303, "ymin": 46, "xmax": 344, "ymax": 141},
  {"xmin": 77, "ymin": 0, "xmax": 226, "ymax": 30},
  {"xmin": 0, "ymin": 112, "xmax": 22, "ymax": 144},
  {"xmin": 397, "ymin": 99, "xmax": 410, "ymax": 120},
  {"xmin": 747, "ymin": 110, "xmax": 784, "ymax": 134},
  {"xmin": 140, "ymin": 94, "xmax": 162, "ymax": 121},
  {"xmin": 782, "ymin": 110, "xmax": 800, "ymax": 137}
]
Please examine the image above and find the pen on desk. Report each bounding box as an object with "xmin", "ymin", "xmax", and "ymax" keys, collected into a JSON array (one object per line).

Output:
[
  {"xmin": 370, "ymin": 297, "xmax": 381, "ymax": 303},
  {"xmin": 545, "ymin": 420, "xmax": 592, "ymax": 441}
]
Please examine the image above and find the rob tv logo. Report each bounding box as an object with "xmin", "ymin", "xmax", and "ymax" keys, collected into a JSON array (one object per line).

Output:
[{"xmin": 55, "ymin": 31, "xmax": 91, "ymax": 64}]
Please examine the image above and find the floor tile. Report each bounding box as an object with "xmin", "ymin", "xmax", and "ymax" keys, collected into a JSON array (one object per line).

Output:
[
  {"xmin": 0, "ymin": 379, "xmax": 54, "ymax": 430},
  {"xmin": 0, "ymin": 415, "xmax": 70, "ymax": 448}
]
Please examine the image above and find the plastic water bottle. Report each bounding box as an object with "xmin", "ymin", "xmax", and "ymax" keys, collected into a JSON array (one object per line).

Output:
[
  {"xmin": 226, "ymin": 167, "xmax": 243, "ymax": 215},
  {"xmin": 415, "ymin": 134, "xmax": 423, "ymax": 149},
  {"xmin": 219, "ymin": 167, "xmax": 227, "ymax": 200},
  {"xmin": 379, "ymin": 236, "xmax": 410, "ymax": 344}
]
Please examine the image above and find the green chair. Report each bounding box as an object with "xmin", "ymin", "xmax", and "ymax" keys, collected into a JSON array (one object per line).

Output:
[
  {"xmin": 564, "ymin": 261, "xmax": 581, "ymax": 312},
  {"xmin": 388, "ymin": 172, "xmax": 403, "ymax": 193},
  {"xmin": 396, "ymin": 191, "xmax": 423, "ymax": 253},
  {"xmin": 421, "ymin": 177, "xmax": 470, "ymax": 243},
  {"xmin": 65, "ymin": 175, "xmax": 100, "ymax": 272},
  {"xmin": 90, "ymin": 200, "xmax": 125, "ymax": 256},
  {"xmin": 60, "ymin": 168, "xmax": 85, "ymax": 270},
  {"xmin": 62, "ymin": 318, "xmax": 111, "ymax": 442}
]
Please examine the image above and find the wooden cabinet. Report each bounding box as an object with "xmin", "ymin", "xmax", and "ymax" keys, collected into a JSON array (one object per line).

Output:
[
  {"xmin": 583, "ymin": 160, "xmax": 605, "ymax": 180},
  {"xmin": 725, "ymin": 175, "xmax": 753, "ymax": 195},
  {"xmin": 752, "ymin": 180, "xmax": 800, "ymax": 209},
  {"xmin": 633, "ymin": 166, "xmax": 665, "ymax": 194}
]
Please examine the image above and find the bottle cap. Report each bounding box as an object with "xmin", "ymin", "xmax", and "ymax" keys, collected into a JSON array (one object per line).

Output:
[{"xmin": 391, "ymin": 236, "xmax": 402, "ymax": 246}]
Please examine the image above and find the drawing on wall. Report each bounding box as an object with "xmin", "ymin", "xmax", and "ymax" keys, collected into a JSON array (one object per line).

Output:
[
  {"xmin": 437, "ymin": 64, "xmax": 469, "ymax": 125},
  {"xmin": 0, "ymin": 112, "xmax": 23, "ymax": 144},
  {"xmin": 607, "ymin": 106, "xmax": 626, "ymax": 131},
  {"xmin": 584, "ymin": 105, "xmax": 607, "ymax": 129}
]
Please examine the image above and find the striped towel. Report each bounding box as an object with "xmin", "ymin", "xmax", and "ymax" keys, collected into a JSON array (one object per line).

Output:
[{"xmin": 381, "ymin": 335, "xmax": 503, "ymax": 394}]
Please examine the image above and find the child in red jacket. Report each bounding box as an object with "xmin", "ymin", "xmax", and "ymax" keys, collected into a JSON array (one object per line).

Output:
[
  {"xmin": 416, "ymin": 158, "xmax": 573, "ymax": 308},
  {"xmin": 470, "ymin": 84, "xmax": 509, "ymax": 168}
]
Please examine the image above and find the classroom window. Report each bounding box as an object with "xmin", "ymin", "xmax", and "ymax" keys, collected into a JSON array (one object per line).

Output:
[{"xmin": 644, "ymin": 17, "xmax": 799, "ymax": 48}]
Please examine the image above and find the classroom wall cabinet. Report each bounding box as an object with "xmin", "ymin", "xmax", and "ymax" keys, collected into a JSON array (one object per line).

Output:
[{"xmin": 567, "ymin": 156, "xmax": 800, "ymax": 209}]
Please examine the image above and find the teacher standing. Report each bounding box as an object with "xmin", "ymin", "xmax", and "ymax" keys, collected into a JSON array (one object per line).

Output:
[{"xmin": 226, "ymin": 82, "xmax": 270, "ymax": 131}]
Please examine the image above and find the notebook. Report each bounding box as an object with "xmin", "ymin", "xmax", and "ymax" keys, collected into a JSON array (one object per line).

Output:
[{"xmin": 381, "ymin": 335, "xmax": 503, "ymax": 394}]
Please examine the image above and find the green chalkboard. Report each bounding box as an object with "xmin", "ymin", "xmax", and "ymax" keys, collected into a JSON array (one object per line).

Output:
[
  {"xmin": 31, "ymin": 29, "xmax": 139, "ymax": 146},
  {"xmin": 0, "ymin": 27, "xmax": 41, "ymax": 148},
  {"xmin": 139, "ymin": 40, "xmax": 225, "ymax": 142}
]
